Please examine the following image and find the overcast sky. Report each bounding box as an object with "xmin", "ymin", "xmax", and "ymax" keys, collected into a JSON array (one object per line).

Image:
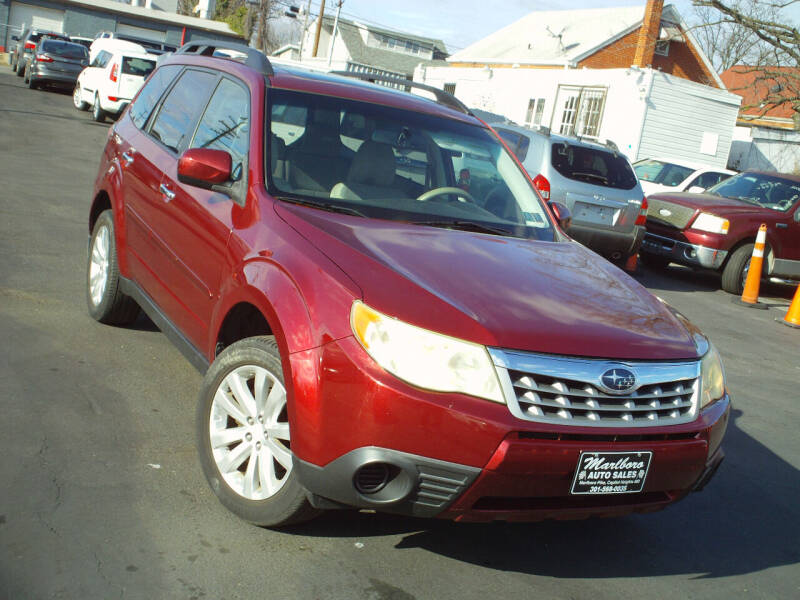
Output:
[{"xmin": 318, "ymin": 0, "xmax": 700, "ymax": 52}]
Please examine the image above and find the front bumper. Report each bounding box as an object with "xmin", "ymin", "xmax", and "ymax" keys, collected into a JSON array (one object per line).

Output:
[
  {"xmin": 289, "ymin": 337, "xmax": 731, "ymax": 522},
  {"xmin": 641, "ymin": 232, "xmax": 728, "ymax": 269},
  {"xmin": 567, "ymin": 223, "xmax": 645, "ymax": 259}
]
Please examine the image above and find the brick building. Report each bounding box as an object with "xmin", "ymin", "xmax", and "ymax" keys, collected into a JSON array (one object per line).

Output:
[{"xmin": 415, "ymin": 1, "xmax": 741, "ymax": 168}]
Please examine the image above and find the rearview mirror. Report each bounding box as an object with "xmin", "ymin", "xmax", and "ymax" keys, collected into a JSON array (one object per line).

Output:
[
  {"xmin": 687, "ymin": 186, "xmax": 706, "ymax": 194},
  {"xmin": 549, "ymin": 201, "xmax": 572, "ymax": 230},
  {"xmin": 177, "ymin": 148, "xmax": 232, "ymax": 189}
]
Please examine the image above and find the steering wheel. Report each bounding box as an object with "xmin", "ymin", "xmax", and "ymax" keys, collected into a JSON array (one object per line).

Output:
[{"xmin": 416, "ymin": 186, "xmax": 477, "ymax": 204}]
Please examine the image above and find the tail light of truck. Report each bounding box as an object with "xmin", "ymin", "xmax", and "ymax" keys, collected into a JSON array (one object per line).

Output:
[
  {"xmin": 635, "ymin": 197, "xmax": 648, "ymax": 226},
  {"xmin": 37, "ymin": 54, "xmax": 54, "ymax": 62},
  {"xmin": 24, "ymin": 41, "xmax": 36, "ymax": 51},
  {"xmin": 110, "ymin": 62, "xmax": 118, "ymax": 82},
  {"xmin": 533, "ymin": 174, "xmax": 550, "ymax": 200}
]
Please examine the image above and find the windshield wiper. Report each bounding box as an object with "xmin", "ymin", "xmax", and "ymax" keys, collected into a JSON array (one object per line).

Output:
[
  {"xmin": 409, "ymin": 219, "xmax": 512, "ymax": 236},
  {"xmin": 572, "ymin": 171, "xmax": 608, "ymax": 184},
  {"xmin": 278, "ymin": 196, "xmax": 366, "ymax": 217}
]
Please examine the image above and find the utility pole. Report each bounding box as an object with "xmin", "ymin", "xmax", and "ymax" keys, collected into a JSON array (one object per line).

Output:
[
  {"xmin": 297, "ymin": 0, "xmax": 312, "ymax": 60},
  {"xmin": 312, "ymin": 0, "xmax": 325, "ymax": 57},
  {"xmin": 327, "ymin": 0, "xmax": 343, "ymax": 66}
]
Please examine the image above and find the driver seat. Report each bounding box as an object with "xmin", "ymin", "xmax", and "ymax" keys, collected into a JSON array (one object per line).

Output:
[{"xmin": 330, "ymin": 141, "xmax": 408, "ymax": 202}]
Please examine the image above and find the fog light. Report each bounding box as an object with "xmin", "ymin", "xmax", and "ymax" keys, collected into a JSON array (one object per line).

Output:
[{"xmin": 354, "ymin": 463, "xmax": 397, "ymax": 494}]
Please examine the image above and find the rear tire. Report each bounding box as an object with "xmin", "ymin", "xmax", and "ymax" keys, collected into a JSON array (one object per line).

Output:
[
  {"xmin": 15, "ymin": 57, "xmax": 25, "ymax": 77},
  {"xmin": 721, "ymin": 243, "xmax": 761, "ymax": 295},
  {"xmin": 73, "ymin": 84, "xmax": 89, "ymax": 110},
  {"xmin": 86, "ymin": 210, "xmax": 139, "ymax": 325},
  {"xmin": 197, "ymin": 336, "xmax": 320, "ymax": 527},
  {"xmin": 25, "ymin": 66, "xmax": 37, "ymax": 89},
  {"xmin": 92, "ymin": 94, "xmax": 106, "ymax": 123}
]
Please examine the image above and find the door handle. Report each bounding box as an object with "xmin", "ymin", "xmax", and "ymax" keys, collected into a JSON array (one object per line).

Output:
[
  {"xmin": 121, "ymin": 151, "xmax": 134, "ymax": 166},
  {"xmin": 776, "ymin": 223, "xmax": 788, "ymax": 229},
  {"xmin": 159, "ymin": 183, "xmax": 176, "ymax": 202}
]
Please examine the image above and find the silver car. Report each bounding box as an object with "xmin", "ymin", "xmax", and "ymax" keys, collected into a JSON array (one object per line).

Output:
[{"xmin": 492, "ymin": 124, "xmax": 646, "ymax": 263}]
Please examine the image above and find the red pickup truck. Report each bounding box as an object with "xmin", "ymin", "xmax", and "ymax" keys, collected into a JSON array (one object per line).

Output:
[{"xmin": 640, "ymin": 171, "xmax": 800, "ymax": 294}]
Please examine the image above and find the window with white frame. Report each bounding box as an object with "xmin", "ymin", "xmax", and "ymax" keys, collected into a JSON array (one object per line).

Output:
[
  {"xmin": 368, "ymin": 32, "xmax": 427, "ymax": 56},
  {"xmin": 553, "ymin": 86, "xmax": 607, "ymax": 139},
  {"xmin": 525, "ymin": 98, "xmax": 546, "ymax": 127},
  {"xmin": 655, "ymin": 40, "xmax": 670, "ymax": 56},
  {"xmin": 443, "ymin": 83, "xmax": 456, "ymax": 95}
]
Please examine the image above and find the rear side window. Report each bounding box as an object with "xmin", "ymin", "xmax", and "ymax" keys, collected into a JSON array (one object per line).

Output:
[
  {"xmin": 149, "ymin": 69, "xmax": 218, "ymax": 153},
  {"xmin": 551, "ymin": 143, "xmax": 637, "ymax": 190},
  {"xmin": 634, "ymin": 160, "xmax": 693, "ymax": 187},
  {"xmin": 191, "ymin": 78, "xmax": 250, "ymax": 181},
  {"xmin": 122, "ymin": 56, "xmax": 156, "ymax": 78},
  {"xmin": 129, "ymin": 65, "xmax": 182, "ymax": 129}
]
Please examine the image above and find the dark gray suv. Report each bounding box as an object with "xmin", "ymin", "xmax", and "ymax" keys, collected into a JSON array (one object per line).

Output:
[
  {"xmin": 9, "ymin": 28, "xmax": 70, "ymax": 77},
  {"xmin": 24, "ymin": 39, "xmax": 88, "ymax": 90}
]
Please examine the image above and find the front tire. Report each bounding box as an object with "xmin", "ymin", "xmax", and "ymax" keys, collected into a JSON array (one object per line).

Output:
[
  {"xmin": 721, "ymin": 243, "xmax": 760, "ymax": 295},
  {"xmin": 197, "ymin": 336, "xmax": 319, "ymax": 527},
  {"xmin": 92, "ymin": 94, "xmax": 105, "ymax": 122},
  {"xmin": 73, "ymin": 84, "xmax": 89, "ymax": 110},
  {"xmin": 86, "ymin": 210, "xmax": 139, "ymax": 324}
]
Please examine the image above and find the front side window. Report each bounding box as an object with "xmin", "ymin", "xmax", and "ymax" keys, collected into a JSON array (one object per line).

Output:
[
  {"xmin": 707, "ymin": 173, "xmax": 800, "ymax": 211},
  {"xmin": 268, "ymin": 89, "xmax": 555, "ymax": 241},
  {"xmin": 92, "ymin": 50, "xmax": 111, "ymax": 68},
  {"xmin": 191, "ymin": 78, "xmax": 250, "ymax": 181},
  {"xmin": 551, "ymin": 143, "xmax": 638, "ymax": 190},
  {"xmin": 129, "ymin": 65, "xmax": 182, "ymax": 129},
  {"xmin": 634, "ymin": 159, "xmax": 694, "ymax": 187},
  {"xmin": 149, "ymin": 69, "xmax": 218, "ymax": 153}
]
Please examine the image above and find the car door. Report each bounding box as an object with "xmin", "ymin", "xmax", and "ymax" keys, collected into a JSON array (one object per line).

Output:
[
  {"xmin": 155, "ymin": 75, "xmax": 251, "ymax": 349},
  {"xmin": 115, "ymin": 65, "xmax": 183, "ymax": 291},
  {"xmin": 80, "ymin": 50, "xmax": 110, "ymax": 101},
  {"xmin": 134, "ymin": 67, "xmax": 221, "ymax": 348}
]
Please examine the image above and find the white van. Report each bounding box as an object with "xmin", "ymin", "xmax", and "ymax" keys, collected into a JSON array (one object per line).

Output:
[{"xmin": 73, "ymin": 48, "xmax": 157, "ymax": 122}]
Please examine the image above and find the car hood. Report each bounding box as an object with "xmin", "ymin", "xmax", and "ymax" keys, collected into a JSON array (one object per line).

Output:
[
  {"xmin": 648, "ymin": 191, "xmax": 764, "ymax": 216},
  {"xmin": 276, "ymin": 203, "xmax": 700, "ymax": 360}
]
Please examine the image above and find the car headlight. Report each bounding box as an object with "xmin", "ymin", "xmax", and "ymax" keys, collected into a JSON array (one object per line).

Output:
[
  {"xmin": 691, "ymin": 213, "xmax": 730, "ymax": 234},
  {"xmin": 700, "ymin": 344, "xmax": 726, "ymax": 408},
  {"xmin": 351, "ymin": 301, "xmax": 504, "ymax": 403}
]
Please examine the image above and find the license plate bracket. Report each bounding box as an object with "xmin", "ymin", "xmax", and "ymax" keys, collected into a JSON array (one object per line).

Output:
[{"xmin": 570, "ymin": 451, "xmax": 652, "ymax": 495}]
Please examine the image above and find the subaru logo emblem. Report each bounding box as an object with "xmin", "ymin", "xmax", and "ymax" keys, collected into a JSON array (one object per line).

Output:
[{"xmin": 600, "ymin": 368, "xmax": 637, "ymax": 394}]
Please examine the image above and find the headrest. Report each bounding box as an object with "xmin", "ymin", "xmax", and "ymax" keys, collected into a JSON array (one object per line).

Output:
[{"xmin": 347, "ymin": 141, "xmax": 396, "ymax": 186}]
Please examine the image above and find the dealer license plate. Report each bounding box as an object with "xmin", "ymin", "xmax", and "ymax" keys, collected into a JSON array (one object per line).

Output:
[
  {"xmin": 570, "ymin": 451, "xmax": 653, "ymax": 495},
  {"xmin": 573, "ymin": 201, "xmax": 616, "ymax": 226}
]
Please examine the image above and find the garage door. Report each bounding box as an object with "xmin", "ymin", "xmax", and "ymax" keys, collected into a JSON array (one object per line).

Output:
[
  {"xmin": 6, "ymin": 2, "xmax": 64, "ymax": 48},
  {"xmin": 116, "ymin": 23, "xmax": 166, "ymax": 42}
]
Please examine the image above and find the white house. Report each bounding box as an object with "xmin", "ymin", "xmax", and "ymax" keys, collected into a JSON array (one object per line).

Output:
[
  {"xmin": 415, "ymin": 1, "xmax": 742, "ymax": 169},
  {"xmin": 272, "ymin": 14, "xmax": 447, "ymax": 80}
]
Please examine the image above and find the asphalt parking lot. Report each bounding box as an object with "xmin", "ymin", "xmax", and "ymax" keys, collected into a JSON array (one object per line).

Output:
[{"xmin": 0, "ymin": 68, "xmax": 798, "ymax": 600}]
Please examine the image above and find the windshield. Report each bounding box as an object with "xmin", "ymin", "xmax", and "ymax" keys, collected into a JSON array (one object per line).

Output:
[
  {"xmin": 634, "ymin": 159, "xmax": 694, "ymax": 187},
  {"xmin": 268, "ymin": 88, "xmax": 555, "ymax": 241},
  {"xmin": 41, "ymin": 40, "xmax": 88, "ymax": 60},
  {"xmin": 706, "ymin": 172, "xmax": 800, "ymax": 212}
]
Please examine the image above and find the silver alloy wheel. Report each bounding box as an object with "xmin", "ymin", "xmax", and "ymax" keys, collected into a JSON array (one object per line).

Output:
[
  {"xmin": 88, "ymin": 224, "xmax": 110, "ymax": 307},
  {"xmin": 73, "ymin": 85, "xmax": 82, "ymax": 108},
  {"xmin": 209, "ymin": 365, "xmax": 292, "ymax": 500}
]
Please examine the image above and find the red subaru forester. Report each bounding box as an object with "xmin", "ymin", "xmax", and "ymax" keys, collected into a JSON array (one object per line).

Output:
[{"xmin": 86, "ymin": 41, "xmax": 730, "ymax": 526}]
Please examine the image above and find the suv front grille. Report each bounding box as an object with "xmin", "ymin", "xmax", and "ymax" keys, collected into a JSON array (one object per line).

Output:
[
  {"xmin": 489, "ymin": 349, "xmax": 700, "ymax": 427},
  {"xmin": 646, "ymin": 198, "xmax": 697, "ymax": 229}
]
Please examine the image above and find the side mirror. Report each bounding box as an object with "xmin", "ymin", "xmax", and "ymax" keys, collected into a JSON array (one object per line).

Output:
[
  {"xmin": 177, "ymin": 148, "xmax": 232, "ymax": 189},
  {"xmin": 794, "ymin": 207, "xmax": 800, "ymax": 223},
  {"xmin": 11, "ymin": 35, "xmax": 19, "ymax": 42},
  {"xmin": 549, "ymin": 201, "xmax": 572, "ymax": 230},
  {"xmin": 687, "ymin": 186, "xmax": 706, "ymax": 194}
]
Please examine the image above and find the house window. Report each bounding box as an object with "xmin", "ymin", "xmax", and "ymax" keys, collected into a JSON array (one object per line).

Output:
[
  {"xmin": 443, "ymin": 83, "xmax": 456, "ymax": 95},
  {"xmin": 553, "ymin": 86, "xmax": 607, "ymax": 139},
  {"xmin": 525, "ymin": 98, "xmax": 546, "ymax": 127},
  {"xmin": 655, "ymin": 40, "xmax": 669, "ymax": 56},
  {"xmin": 369, "ymin": 32, "xmax": 424, "ymax": 56}
]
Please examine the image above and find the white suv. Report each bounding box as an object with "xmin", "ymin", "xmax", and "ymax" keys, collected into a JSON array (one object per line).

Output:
[{"xmin": 73, "ymin": 47, "xmax": 157, "ymax": 122}]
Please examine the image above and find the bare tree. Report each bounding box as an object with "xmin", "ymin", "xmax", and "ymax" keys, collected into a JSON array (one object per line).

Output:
[{"xmin": 693, "ymin": 0, "xmax": 800, "ymax": 115}]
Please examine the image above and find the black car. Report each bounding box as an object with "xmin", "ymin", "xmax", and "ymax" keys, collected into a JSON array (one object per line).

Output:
[
  {"xmin": 24, "ymin": 39, "xmax": 88, "ymax": 90},
  {"xmin": 10, "ymin": 28, "xmax": 70, "ymax": 76}
]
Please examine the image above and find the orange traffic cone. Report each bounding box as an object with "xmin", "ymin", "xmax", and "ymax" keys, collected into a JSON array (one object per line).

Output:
[
  {"xmin": 624, "ymin": 252, "xmax": 638, "ymax": 272},
  {"xmin": 735, "ymin": 223, "xmax": 768, "ymax": 309},
  {"xmin": 778, "ymin": 283, "xmax": 800, "ymax": 328}
]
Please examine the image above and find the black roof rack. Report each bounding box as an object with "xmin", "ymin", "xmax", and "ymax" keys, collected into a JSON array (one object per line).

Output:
[
  {"xmin": 175, "ymin": 40, "xmax": 273, "ymax": 77},
  {"xmin": 328, "ymin": 70, "xmax": 469, "ymax": 114}
]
